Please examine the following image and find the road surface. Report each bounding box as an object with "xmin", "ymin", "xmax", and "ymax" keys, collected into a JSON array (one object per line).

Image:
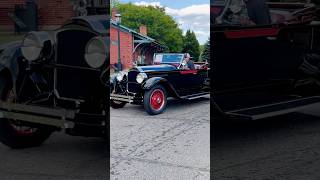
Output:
[
  {"xmin": 0, "ymin": 133, "xmax": 107, "ymax": 180},
  {"xmin": 213, "ymin": 104, "xmax": 320, "ymax": 179},
  {"xmin": 110, "ymin": 97, "xmax": 210, "ymax": 180}
]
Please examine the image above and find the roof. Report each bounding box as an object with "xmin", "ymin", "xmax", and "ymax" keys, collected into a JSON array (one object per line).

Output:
[{"xmin": 110, "ymin": 20, "xmax": 165, "ymax": 48}]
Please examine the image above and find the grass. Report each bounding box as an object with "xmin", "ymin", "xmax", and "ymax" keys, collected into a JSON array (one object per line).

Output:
[{"xmin": 0, "ymin": 32, "xmax": 24, "ymax": 45}]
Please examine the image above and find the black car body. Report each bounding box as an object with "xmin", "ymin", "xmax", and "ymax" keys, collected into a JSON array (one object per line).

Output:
[
  {"xmin": 0, "ymin": 15, "xmax": 109, "ymax": 148},
  {"xmin": 110, "ymin": 53, "xmax": 210, "ymax": 115},
  {"xmin": 212, "ymin": 2, "xmax": 320, "ymax": 120}
]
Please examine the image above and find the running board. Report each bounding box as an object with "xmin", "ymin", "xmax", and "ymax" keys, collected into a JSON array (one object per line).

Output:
[
  {"xmin": 227, "ymin": 96, "xmax": 320, "ymax": 120},
  {"xmin": 181, "ymin": 92, "xmax": 210, "ymax": 100}
]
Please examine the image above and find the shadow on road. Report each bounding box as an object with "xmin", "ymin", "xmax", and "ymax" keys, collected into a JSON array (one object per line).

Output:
[{"xmin": 212, "ymin": 112, "xmax": 320, "ymax": 144}]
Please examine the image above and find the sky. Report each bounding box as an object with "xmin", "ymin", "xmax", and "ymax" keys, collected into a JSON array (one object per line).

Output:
[{"xmin": 119, "ymin": 0, "xmax": 210, "ymax": 44}]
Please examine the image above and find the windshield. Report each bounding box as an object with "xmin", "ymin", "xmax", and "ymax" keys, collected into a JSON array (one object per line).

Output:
[{"xmin": 154, "ymin": 54, "xmax": 184, "ymax": 64}]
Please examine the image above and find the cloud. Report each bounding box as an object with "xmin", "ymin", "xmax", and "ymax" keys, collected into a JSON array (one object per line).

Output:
[
  {"xmin": 133, "ymin": 1, "xmax": 161, "ymax": 7},
  {"xmin": 133, "ymin": 1, "xmax": 210, "ymax": 44},
  {"xmin": 165, "ymin": 4, "xmax": 210, "ymax": 16},
  {"xmin": 165, "ymin": 4, "xmax": 210, "ymax": 44}
]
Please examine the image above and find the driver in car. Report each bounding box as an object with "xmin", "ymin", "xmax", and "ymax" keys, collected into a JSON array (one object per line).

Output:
[{"xmin": 182, "ymin": 53, "xmax": 195, "ymax": 70}]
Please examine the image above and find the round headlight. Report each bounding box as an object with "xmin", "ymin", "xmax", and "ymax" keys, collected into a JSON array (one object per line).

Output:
[
  {"xmin": 21, "ymin": 32, "xmax": 53, "ymax": 61},
  {"xmin": 116, "ymin": 71, "xmax": 125, "ymax": 82},
  {"xmin": 85, "ymin": 36, "xmax": 108, "ymax": 68},
  {"xmin": 136, "ymin": 73, "xmax": 147, "ymax": 84}
]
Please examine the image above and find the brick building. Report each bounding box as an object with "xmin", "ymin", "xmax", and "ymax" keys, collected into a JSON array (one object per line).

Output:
[
  {"xmin": 109, "ymin": 9, "xmax": 164, "ymax": 71},
  {"xmin": 0, "ymin": 0, "xmax": 107, "ymax": 31}
]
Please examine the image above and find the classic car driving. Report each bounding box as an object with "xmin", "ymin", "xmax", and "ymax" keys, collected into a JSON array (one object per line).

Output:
[
  {"xmin": 212, "ymin": 1, "xmax": 320, "ymax": 120},
  {"xmin": 110, "ymin": 53, "xmax": 210, "ymax": 115},
  {"xmin": 0, "ymin": 15, "xmax": 109, "ymax": 148}
]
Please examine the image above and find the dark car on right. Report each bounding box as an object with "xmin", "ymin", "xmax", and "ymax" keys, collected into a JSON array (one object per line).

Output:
[{"xmin": 212, "ymin": 1, "xmax": 320, "ymax": 120}]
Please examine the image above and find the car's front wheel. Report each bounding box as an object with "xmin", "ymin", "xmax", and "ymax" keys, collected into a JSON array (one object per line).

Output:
[
  {"xmin": 0, "ymin": 75, "xmax": 53, "ymax": 149},
  {"xmin": 144, "ymin": 85, "xmax": 167, "ymax": 115}
]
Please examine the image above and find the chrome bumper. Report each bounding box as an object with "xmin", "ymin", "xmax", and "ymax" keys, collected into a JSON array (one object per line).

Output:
[{"xmin": 110, "ymin": 94, "xmax": 143, "ymax": 104}]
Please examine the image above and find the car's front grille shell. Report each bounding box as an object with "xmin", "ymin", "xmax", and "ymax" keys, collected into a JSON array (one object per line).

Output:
[
  {"xmin": 55, "ymin": 30, "xmax": 103, "ymax": 100},
  {"xmin": 127, "ymin": 70, "xmax": 141, "ymax": 93}
]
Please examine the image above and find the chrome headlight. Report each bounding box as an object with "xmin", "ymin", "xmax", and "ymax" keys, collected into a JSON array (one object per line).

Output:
[
  {"xmin": 85, "ymin": 36, "xmax": 108, "ymax": 68},
  {"xmin": 136, "ymin": 73, "xmax": 147, "ymax": 84},
  {"xmin": 116, "ymin": 71, "xmax": 126, "ymax": 82},
  {"xmin": 21, "ymin": 31, "xmax": 53, "ymax": 61}
]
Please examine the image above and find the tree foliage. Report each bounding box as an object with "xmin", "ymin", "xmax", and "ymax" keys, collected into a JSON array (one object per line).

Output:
[
  {"xmin": 117, "ymin": 3, "xmax": 184, "ymax": 52},
  {"xmin": 200, "ymin": 37, "xmax": 210, "ymax": 65},
  {"xmin": 182, "ymin": 30, "xmax": 200, "ymax": 61}
]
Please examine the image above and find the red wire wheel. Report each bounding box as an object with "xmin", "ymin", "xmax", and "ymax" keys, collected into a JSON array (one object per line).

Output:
[
  {"xmin": 144, "ymin": 85, "xmax": 167, "ymax": 115},
  {"xmin": 150, "ymin": 89, "xmax": 165, "ymax": 111},
  {"xmin": 0, "ymin": 76, "xmax": 53, "ymax": 149}
]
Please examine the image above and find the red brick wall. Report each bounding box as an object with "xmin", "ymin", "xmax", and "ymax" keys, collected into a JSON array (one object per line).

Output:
[
  {"xmin": 0, "ymin": 0, "xmax": 25, "ymax": 29},
  {"xmin": 110, "ymin": 26, "xmax": 133, "ymax": 70},
  {"xmin": 38, "ymin": 0, "xmax": 74, "ymax": 30},
  {"xmin": 0, "ymin": 0, "xmax": 75, "ymax": 30}
]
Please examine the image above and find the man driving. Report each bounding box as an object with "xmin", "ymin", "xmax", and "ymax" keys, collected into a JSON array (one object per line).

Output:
[{"xmin": 182, "ymin": 53, "xmax": 195, "ymax": 70}]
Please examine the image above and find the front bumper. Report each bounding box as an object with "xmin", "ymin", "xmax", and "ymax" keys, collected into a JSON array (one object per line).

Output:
[
  {"xmin": 0, "ymin": 102, "xmax": 106, "ymax": 130},
  {"xmin": 110, "ymin": 93, "xmax": 143, "ymax": 104},
  {"xmin": 0, "ymin": 102, "xmax": 76, "ymax": 128}
]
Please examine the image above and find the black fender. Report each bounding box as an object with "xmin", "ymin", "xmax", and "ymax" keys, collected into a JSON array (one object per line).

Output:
[
  {"xmin": 142, "ymin": 77, "xmax": 179, "ymax": 98},
  {"xmin": 0, "ymin": 41, "xmax": 23, "ymax": 94}
]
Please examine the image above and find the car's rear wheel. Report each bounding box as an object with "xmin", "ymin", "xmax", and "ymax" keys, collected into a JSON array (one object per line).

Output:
[
  {"xmin": 0, "ymin": 75, "xmax": 53, "ymax": 149},
  {"xmin": 144, "ymin": 85, "xmax": 167, "ymax": 115},
  {"xmin": 110, "ymin": 100, "xmax": 126, "ymax": 109}
]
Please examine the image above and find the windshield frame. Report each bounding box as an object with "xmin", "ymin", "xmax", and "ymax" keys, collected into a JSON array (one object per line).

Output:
[{"xmin": 153, "ymin": 53, "xmax": 184, "ymax": 65}]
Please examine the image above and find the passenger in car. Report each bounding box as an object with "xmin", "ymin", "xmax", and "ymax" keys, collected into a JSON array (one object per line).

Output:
[
  {"xmin": 182, "ymin": 53, "xmax": 195, "ymax": 70},
  {"xmin": 245, "ymin": 0, "xmax": 271, "ymax": 25},
  {"xmin": 223, "ymin": 0, "xmax": 271, "ymax": 25}
]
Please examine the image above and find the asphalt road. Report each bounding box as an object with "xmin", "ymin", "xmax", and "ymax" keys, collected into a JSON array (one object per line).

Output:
[
  {"xmin": 213, "ymin": 104, "xmax": 320, "ymax": 180},
  {"xmin": 0, "ymin": 133, "xmax": 107, "ymax": 180},
  {"xmin": 110, "ymin": 97, "xmax": 210, "ymax": 180}
]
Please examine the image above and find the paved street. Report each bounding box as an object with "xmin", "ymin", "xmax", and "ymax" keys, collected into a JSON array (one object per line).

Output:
[
  {"xmin": 0, "ymin": 133, "xmax": 107, "ymax": 180},
  {"xmin": 110, "ymin": 97, "xmax": 210, "ymax": 180},
  {"xmin": 213, "ymin": 104, "xmax": 320, "ymax": 180}
]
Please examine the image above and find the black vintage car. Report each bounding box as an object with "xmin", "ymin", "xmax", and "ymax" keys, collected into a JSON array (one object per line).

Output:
[
  {"xmin": 110, "ymin": 53, "xmax": 210, "ymax": 115},
  {"xmin": 212, "ymin": 2, "xmax": 320, "ymax": 120},
  {"xmin": 0, "ymin": 15, "xmax": 109, "ymax": 148}
]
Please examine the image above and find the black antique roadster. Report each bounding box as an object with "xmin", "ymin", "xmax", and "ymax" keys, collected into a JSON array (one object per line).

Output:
[
  {"xmin": 0, "ymin": 15, "xmax": 109, "ymax": 148},
  {"xmin": 212, "ymin": 1, "xmax": 320, "ymax": 120},
  {"xmin": 110, "ymin": 53, "xmax": 210, "ymax": 115}
]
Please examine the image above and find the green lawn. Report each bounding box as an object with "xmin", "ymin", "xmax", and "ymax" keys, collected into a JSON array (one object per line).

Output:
[{"xmin": 0, "ymin": 32, "xmax": 24, "ymax": 45}]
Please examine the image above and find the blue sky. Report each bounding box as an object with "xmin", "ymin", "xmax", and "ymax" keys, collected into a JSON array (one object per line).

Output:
[{"xmin": 118, "ymin": 0, "xmax": 210, "ymax": 44}]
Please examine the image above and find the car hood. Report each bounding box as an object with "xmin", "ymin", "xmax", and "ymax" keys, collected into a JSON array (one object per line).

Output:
[{"xmin": 136, "ymin": 64, "xmax": 177, "ymax": 72}]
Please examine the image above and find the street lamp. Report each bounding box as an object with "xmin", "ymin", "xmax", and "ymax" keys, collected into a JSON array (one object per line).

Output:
[{"xmin": 115, "ymin": 13, "xmax": 122, "ymax": 71}]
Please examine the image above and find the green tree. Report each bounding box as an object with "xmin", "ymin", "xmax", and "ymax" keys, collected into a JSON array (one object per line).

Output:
[
  {"xmin": 182, "ymin": 30, "xmax": 200, "ymax": 61},
  {"xmin": 117, "ymin": 3, "xmax": 184, "ymax": 52},
  {"xmin": 111, "ymin": 0, "xmax": 120, "ymax": 8},
  {"xmin": 201, "ymin": 37, "xmax": 210, "ymax": 65}
]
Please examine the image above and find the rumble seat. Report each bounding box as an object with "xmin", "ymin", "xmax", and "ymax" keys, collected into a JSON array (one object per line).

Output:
[
  {"xmin": 194, "ymin": 62, "xmax": 208, "ymax": 70},
  {"xmin": 268, "ymin": 3, "xmax": 316, "ymax": 24}
]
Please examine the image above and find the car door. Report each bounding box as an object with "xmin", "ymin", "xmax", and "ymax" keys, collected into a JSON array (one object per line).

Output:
[{"xmin": 174, "ymin": 69, "xmax": 204, "ymax": 96}]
